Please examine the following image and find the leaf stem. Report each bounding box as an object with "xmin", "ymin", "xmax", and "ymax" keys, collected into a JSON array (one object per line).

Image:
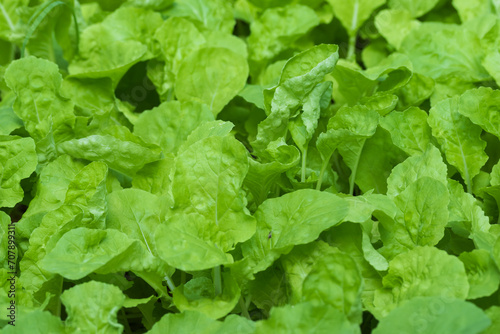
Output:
[
  {"xmin": 239, "ymin": 296, "xmax": 251, "ymax": 319},
  {"xmin": 347, "ymin": 34, "xmax": 357, "ymax": 61},
  {"xmin": 316, "ymin": 155, "xmax": 331, "ymax": 191},
  {"xmin": 301, "ymin": 147, "xmax": 308, "ymax": 183},
  {"xmin": 213, "ymin": 266, "xmax": 222, "ymax": 296},
  {"xmin": 164, "ymin": 275, "xmax": 176, "ymax": 292}
]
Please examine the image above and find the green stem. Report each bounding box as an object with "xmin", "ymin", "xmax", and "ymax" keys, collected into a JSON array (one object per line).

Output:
[
  {"xmin": 316, "ymin": 155, "xmax": 332, "ymax": 191},
  {"xmin": 239, "ymin": 296, "xmax": 251, "ymax": 319},
  {"xmin": 120, "ymin": 309, "xmax": 132, "ymax": 334},
  {"xmin": 301, "ymin": 147, "xmax": 308, "ymax": 183},
  {"xmin": 346, "ymin": 34, "xmax": 357, "ymax": 61},
  {"xmin": 213, "ymin": 266, "xmax": 222, "ymax": 296},
  {"xmin": 164, "ymin": 275, "xmax": 176, "ymax": 292}
]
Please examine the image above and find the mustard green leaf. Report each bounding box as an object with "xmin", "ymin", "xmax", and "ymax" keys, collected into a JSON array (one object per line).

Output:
[
  {"xmin": 175, "ymin": 48, "xmax": 249, "ymax": 116},
  {"xmin": 302, "ymin": 251, "xmax": 364, "ymax": 324},
  {"xmin": 134, "ymin": 101, "xmax": 214, "ymax": 154},
  {"xmin": 380, "ymin": 107, "xmax": 432, "ymax": 156},
  {"xmin": 248, "ymin": 4, "xmax": 320, "ymax": 63},
  {"xmin": 373, "ymin": 297, "xmax": 491, "ymax": 334},
  {"xmin": 0, "ymin": 136, "xmax": 37, "ymax": 208},
  {"xmin": 459, "ymin": 249, "xmax": 500, "ymax": 299},
  {"xmin": 172, "ymin": 135, "xmax": 255, "ymax": 244},
  {"xmin": 373, "ymin": 246, "xmax": 469, "ymax": 317},
  {"xmin": 61, "ymin": 281, "xmax": 125, "ymax": 334},
  {"xmin": 428, "ymin": 96, "xmax": 488, "ymax": 192}
]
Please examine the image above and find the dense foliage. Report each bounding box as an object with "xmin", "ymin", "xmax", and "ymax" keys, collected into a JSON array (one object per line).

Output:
[{"xmin": 1, "ymin": 0, "xmax": 500, "ymax": 333}]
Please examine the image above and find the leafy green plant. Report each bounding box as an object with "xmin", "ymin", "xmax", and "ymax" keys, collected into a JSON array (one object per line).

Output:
[{"xmin": 1, "ymin": 0, "xmax": 500, "ymax": 333}]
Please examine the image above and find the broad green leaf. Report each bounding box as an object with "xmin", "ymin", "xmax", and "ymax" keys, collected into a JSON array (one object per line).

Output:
[
  {"xmin": 428, "ymin": 96, "xmax": 488, "ymax": 192},
  {"xmin": 248, "ymin": 4, "xmax": 320, "ymax": 63},
  {"xmin": 401, "ymin": 23, "xmax": 490, "ymax": 82},
  {"xmin": 40, "ymin": 227, "xmax": 168, "ymax": 280},
  {"xmin": 302, "ymin": 251, "xmax": 363, "ymax": 324},
  {"xmin": 0, "ymin": 310, "xmax": 64, "ymax": 334},
  {"xmin": 452, "ymin": 0, "xmax": 493, "ymax": 22},
  {"xmin": 0, "ymin": 99, "xmax": 22, "ymax": 135},
  {"xmin": 375, "ymin": 9, "xmax": 420, "ymax": 49},
  {"xmin": 327, "ymin": 0, "xmax": 386, "ymax": 35},
  {"xmin": 380, "ymin": 107, "xmax": 432, "ymax": 156},
  {"xmin": 253, "ymin": 44, "xmax": 339, "ymax": 154},
  {"xmin": 175, "ymin": 48, "xmax": 249, "ymax": 116},
  {"xmin": 155, "ymin": 213, "xmax": 234, "ymax": 271},
  {"xmin": 386, "ymin": 145, "xmax": 447, "ymax": 198},
  {"xmin": 61, "ymin": 281, "xmax": 125, "ymax": 334},
  {"xmin": 134, "ymin": 101, "xmax": 214, "ymax": 154},
  {"xmin": 385, "ymin": 177, "xmax": 449, "ymax": 254},
  {"xmin": 327, "ymin": 106, "xmax": 379, "ymax": 194},
  {"xmin": 147, "ymin": 311, "xmax": 255, "ymax": 334},
  {"xmin": 107, "ymin": 188, "xmax": 166, "ymax": 256},
  {"xmin": 235, "ymin": 190, "xmax": 348, "ymax": 279},
  {"xmin": 16, "ymin": 155, "xmax": 85, "ymax": 249},
  {"xmin": 164, "ymin": 0, "xmax": 235, "ymax": 34},
  {"xmin": 458, "ymin": 87, "xmax": 500, "ymax": 140},
  {"xmin": 0, "ymin": 136, "xmax": 37, "ymax": 207},
  {"xmin": 459, "ymin": 249, "xmax": 500, "ymax": 299},
  {"xmin": 172, "ymin": 272, "xmax": 240, "ymax": 319},
  {"xmin": 388, "ymin": 0, "xmax": 441, "ymax": 18},
  {"xmin": 255, "ymin": 302, "xmax": 359, "ymax": 334},
  {"xmin": 244, "ymin": 141, "xmax": 300, "ymax": 206},
  {"xmin": 484, "ymin": 306, "xmax": 500, "ymax": 334},
  {"xmin": 4, "ymin": 57, "xmax": 75, "ymax": 163},
  {"xmin": 132, "ymin": 156, "xmax": 175, "ymax": 197},
  {"xmin": 172, "ymin": 135, "xmax": 255, "ymax": 245},
  {"xmin": 331, "ymin": 54, "xmax": 413, "ymax": 106},
  {"xmin": 280, "ymin": 241, "xmax": 338, "ymax": 304},
  {"xmin": 247, "ymin": 264, "xmax": 288, "ymax": 313},
  {"xmin": 395, "ymin": 73, "xmax": 435, "ymax": 109},
  {"xmin": 57, "ymin": 126, "xmax": 162, "ymax": 176},
  {"xmin": 373, "ymin": 297, "xmax": 491, "ymax": 334},
  {"xmin": 373, "ymin": 246, "xmax": 469, "ymax": 317}
]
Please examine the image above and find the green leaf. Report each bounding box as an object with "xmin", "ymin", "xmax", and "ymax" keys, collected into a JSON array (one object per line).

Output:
[
  {"xmin": 327, "ymin": 0, "xmax": 386, "ymax": 35},
  {"xmin": 60, "ymin": 281, "xmax": 125, "ymax": 334},
  {"xmin": 401, "ymin": 23, "xmax": 490, "ymax": 82},
  {"xmin": 172, "ymin": 271, "xmax": 241, "ymax": 319},
  {"xmin": 4, "ymin": 57, "xmax": 75, "ymax": 163},
  {"xmin": 0, "ymin": 310, "xmax": 64, "ymax": 334},
  {"xmin": 248, "ymin": 4, "xmax": 320, "ymax": 63},
  {"xmin": 373, "ymin": 246, "xmax": 469, "ymax": 317},
  {"xmin": 381, "ymin": 107, "xmax": 432, "ymax": 156},
  {"xmin": 255, "ymin": 302, "xmax": 359, "ymax": 334},
  {"xmin": 375, "ymin": 9, "xmax": 420, "ymax": 49},
  {"xmin": 164, "ymin": 0, "xmax": 235, "ymax": 34},
  {"xmin": 235, "ymin": 190, "xmax": 348, "ymax": 279},
  {"xmin": 40, "ymin": 227, "xmax": 168, "ymax": 280},
  {"xmin": 458, "ymin": 87, "xmax": 500, "ymax": 140},
  {"xmin": 147, "ymin": 311, "xmax": 255, "ymax": 334},
  {"xmin": 386, "ymin": 145, "xmax": 447, "ymax": 198},
  {"xmin": 484, "ymin": 306, "xmax": 500, "ymax": 334},
  {"xmin": 0, "ymin": 136, "xmax": 37, "ymax": 207},
  {"xmin": 175, "ymin": 48, "xmax": 249, "ymax": 116},
  {"xmin": 373, "ymin": 297, "xmax": 491, "ymax": 334},
  {"xmin": 459, "ymin": 249, "xmax": 500, "ymax": 299},
  {"xmin": 428, "ymin": 96, "xmax": 488, "ymax": 192},
  {"xmin": 155, "ymin": 213, "xmax": 234, "ymax": 271},
  {"xmin": 253, "ymin": 44, "xmax": 339, "ymax": 154},
  {"xmin": 302, "ymin": 251, "xmax": 363, "ymax": 324},
  {"xmin": 172, "ymin": 135, "xmax": 255, "ymax": 244},
  {"xmin": 388, "ymin": 0, "xmax": 441, "ymax": 18},
  {"xmin": 134, "ymin": 101, "xmax": 214, "ymax": 154},
  {"xmin": 57, "ymin": 126, "xmax": 163, "ymax": 176}
]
